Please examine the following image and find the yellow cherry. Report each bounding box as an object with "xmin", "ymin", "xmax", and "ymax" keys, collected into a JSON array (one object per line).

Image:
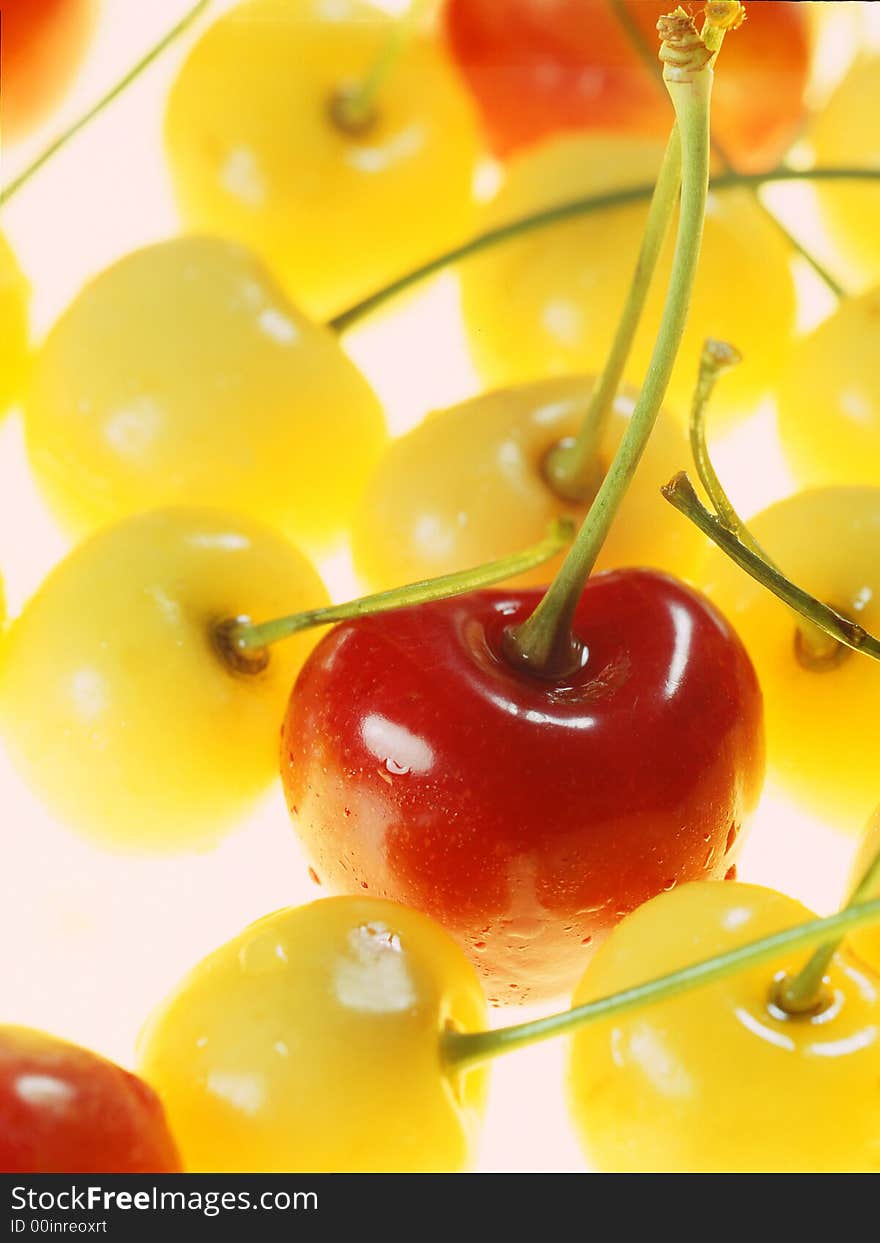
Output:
[
  {"xmin": 697, "ymin": 487, "xmax": 880, "ymax": 830},
  {"xmin": 459, "ymin": 135, "xmax": 797, "ymax": 422},
  {"xmin": 848, "ymin": 806, "xmax": 880, "ymax": 975},
  {"xmin": 809, "ymin": 56, "xmax": 880, "ymax": 292},
  {"xmin": 24, "ymin": 237, "xmax": 386, "ymax": 553},
  {"xmin": 568, "ymin": 880, "xmax": 880, "ymax": 1173},
  {"xmin": 164, "ymin": 0, "xmax": 482, "ymax": 321},
  {"xmin": 0, "ymin": 507, "xmax": 328, "ymax": 851},
  {"xmin": 0, "ymin": 232, "xmax": 30, "ymax": 416},
  {"xmin": 776, "ymin": 289, "xmax": 880, "ymax": 487},
  {"xmin": 138, "ymin": 896, "xmax": 489, "ymax": 1172},
  {"xmin": 352, "ymin": 375, "xmax": 702, "ymax": 592}
]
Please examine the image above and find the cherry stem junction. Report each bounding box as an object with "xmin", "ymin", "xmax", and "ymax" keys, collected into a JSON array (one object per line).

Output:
[
  {"xmin": 0, "ymin": 0, "xmax": 211, "ymax": 208},
  {"xmin": 608, "ymin": 0, "xmax": 846, "ymax": 298},
  {"xmin": 687, "ymin": 339, "xmax": 838, "ymax": 667},
  {"xmin": 329, "ymin": 0, "xmax": 432, "ymax": 133},
  {"xmin": 444, "ymin": 897, "xmax": 880, "ymax": 1070},
  {"xmin": 777, "ymin": 841, "xmax": 880, "ymax": 1016},
  {"xmin": 217, "ymin": 518, "xmax": 575, "ymax": 668},
  {"xmin": 545, "ymin": 134, "xmax": 682, "ymax": 501},
  {"xmin": 506, "ymin": 9, "xmax": 713, "ymax": 679},
  {"xmin": 661, "ymin": 473, "xmax": 880, "ymax": 663},
  {"xmin": 546, "ymin": 0, "xmax": 739, "ymax": 501}
]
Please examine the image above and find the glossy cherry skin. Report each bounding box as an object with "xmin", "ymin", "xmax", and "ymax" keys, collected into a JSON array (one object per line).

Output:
[
  {"xmin": 0, "ymin": 1026, "xmax": 181, "ymax": 1174},
  {"xmin": 444, "ymin": 0, "xmax": 809, "ymax": 170},
  {"xmin": 281, "ymin": 570, "xmax": 764, "ymax": 1004},
  {"xmin": 139, "ymin": 898, "xmax": 488, "ymax": 1173}
]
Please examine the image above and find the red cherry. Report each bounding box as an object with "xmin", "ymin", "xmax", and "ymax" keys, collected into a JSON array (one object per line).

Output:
[
  {"xmin": 0, "ymin": 0, "xmax": 98, "ymax": 142},
  {"xmin": 444, "ymin": 0, "xmax": 808, "ymax": 170},
  {"xmin": 0, "ymin": 1026, "xmax": 181, "ymax": 1173},
  {"xmin": 281, "ymin": 570, "xmax": 764, "ymax": 1004}
]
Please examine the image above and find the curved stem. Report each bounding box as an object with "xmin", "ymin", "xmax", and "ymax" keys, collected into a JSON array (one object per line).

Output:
[
  {"xmin": 0, "ymin": 0, "xmax": 211, "ymax": 208},
  {"xmin": 661, "ymin": 473, "xmax": 880, "ymax": 663},
  {"xmin": 507, "ymin": 20, "xmax": 712, "ymax": 679},
  {"xmin": 688, "ymin": 339, "xmax": 838, "ymax": 666},
  {"xmin": 545, "ymin": 131, "xmax": 682, "ymax": 500},
  {"xmin": 328, "ymin": 167, "xmax": 873, "ymax": 335},
  {"xmin": 689, "ymin": 339, "xmax": 755, "ymax": 546},
  {"xmin": 445, "ymin": 897, "xmax": 880, "ymax": 1071},
  {"xmin": 329, "ymin": 0, "xmax": 431, "ymax": 132},
  {"xmin": 777, "ymin": 840, "xmax": 880, "ymax": 1016},
  {"xmin": 608, "ymin": 0, "xmax": 846, "ymax": 299},
  {"xmin": 546, "ymin": 0, "xmax": 748, "ymax": 502},
  {"xmin": 222, "ymin": 518, "xmax": 574, "ymax": 659}
]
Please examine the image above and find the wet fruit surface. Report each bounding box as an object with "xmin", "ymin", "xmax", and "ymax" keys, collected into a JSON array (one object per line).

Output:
[
  {"xmin": 139, "ymin": 897, "xmax": 489, "ymax": 1172},
  {"xmin": 282, "ymin": 571, "xmax": 764, "ymax": 1003}
]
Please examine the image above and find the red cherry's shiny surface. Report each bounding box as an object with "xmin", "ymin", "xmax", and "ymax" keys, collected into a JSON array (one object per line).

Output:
[
  {"xmin": 0, "ymin": 1026, "xmax": 181, "ymax": 1174},
  {"xmin": 444, "ymin": 0, "xmax": 808, "ymax": 170},
  {"xmin": 281, "ymin": 570, "xmax": 764, "ymax": 1004}
]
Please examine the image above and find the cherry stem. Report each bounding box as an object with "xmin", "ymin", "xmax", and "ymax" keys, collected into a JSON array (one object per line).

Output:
[
  {"xmin": 608, "ymin": 0, "xmax": 847, "ymax": 299},
  {"xmin": 775, "ymin": 840, "xmax": 879, "ymax": 1014},
  {"xmin": 218, "ymin": 518, "xmax": 574, "ymax": 664},
  {"xmin": 661, "ymin": 473, "xmax": 880, "ymax": 663},
  {"xmin": 328, "ymin": 167, "xmax": 872, "ymax": 335},
  {"xmin": 778, "ymin": 841, "xmax": 880, "ymax": 1016},
  {"xmin": 505, "ymin": 10, "xmax": 712, "ymax": 679},
  {"xmin": 688, "ymin": 340, "xmax": 837, "ymax": 666},
  {"xmin": 329, "ymin": 0, "xmax": 431, "ymax": 133},
  {"xmin": 545, "ymin": 133, "xmax": 682, "ymax": 501},
  {"xmin": 546, "ymin": 2, "xmax": 736, "ymax": 501},
  {"xmin": 0, "ymin": 0, "xmax": 211, "ymax": 208},
  {"xmin": 443, "ymin": 897, "xmax": 880, "ymax": 1071}
]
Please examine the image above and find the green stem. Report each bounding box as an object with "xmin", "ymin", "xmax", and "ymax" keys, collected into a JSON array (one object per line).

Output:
[
  {"xmin": 661, "ymin": 473, "xmax": 880, "ymax": 663},
  {"xmin": 327, "ymin": 167, "xmax": 875, "ymax": 335},
  {"xmin": 755, "ymin": 188, "xmax": 846, "ymax": 300},
  {"xmin": 689, "ymin": 339, "xmax": 755, "ymax": 546},
  {"xmin": 218, "ymin": 518, "xmax": 574, "ymax": 665},
  {"xmin": 506, "ymin": 21, "xmax": 712, "ymax": 679},
  {"xmin": 777, "ymin": 841, "xmax": 880, "ymax": 1016},
  {"xmin": 688, "ymin": 339, "xmax": 840, "ymax": 667},
  {"xmin": 545, "ymin": 3, "xmax": 741, "ymax": 503},
  {"xmin": 329, "ymin": 0, "xmax": 431, "ymax": 133},
  {"xmin": 0, "ymin": 0, "xmax": 211, "ymax": 208},
  {"xmin": 545, "ymin": 132, "xmax": 682, "ymax": 501},
  {"xmin": 608, "ymin": 0, "xmax": 846, "ymax": 299},
  {"xmin": 444, "ymin": 897, "xmax": 880, "ymax": 1071}
]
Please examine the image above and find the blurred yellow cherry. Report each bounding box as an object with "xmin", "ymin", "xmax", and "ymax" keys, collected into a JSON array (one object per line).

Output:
[
  {"xmin": 0, "ymin": 232, "xmax": 30, "ymax": 416},
  {"xmin": 460, "ymin": 135, "xmax": 796, "ymax": 422},
  {"xmin": 777, "ymin": 289, "xmax": 880, "ymax": 487},
  {"xmin": 698, "ymin": 486, "xmax": 880, "ymax": 829},
  {"xmin": 0, "ymin": 507, "xmax": 328, "ymax": 851},
  {"xmin": 568, "ymin": 881, "xmax": 880, "ymax": 1172},
  {"xmin": 139, "ymin": 897, "xmax": 489, "ymax": 1172},
  {"xmin": 352, "ymin": 376, "xmax": 701, "ymax": 591},
  {"xmin": 809, "ymin": 56, "xmax": 880, "ymax": 292},
  {"xmin": 164, "ymin": 0, "xmax": 483, "ymax": 321},
  {"xmin": 24, "ymin": 237, "xmax": 386, "ymax": 554},
  {"xmin": 848, "ymin": 806, "xmax": 880, "ymax": 975}
]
